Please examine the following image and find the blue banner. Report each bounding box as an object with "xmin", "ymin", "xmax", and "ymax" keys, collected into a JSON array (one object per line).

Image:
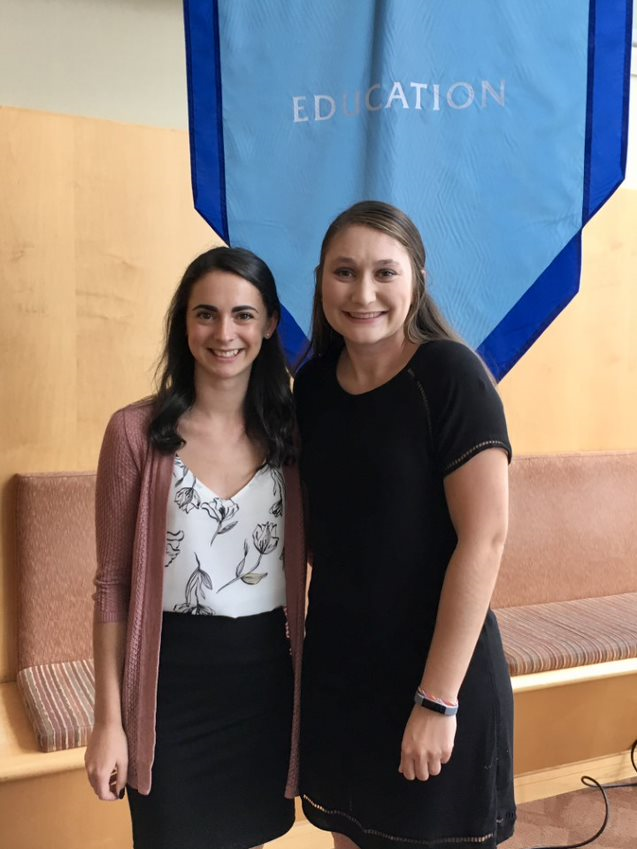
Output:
[{"xmin": 184, "ymin": 0, "xmax": 632, "ymax": 377}]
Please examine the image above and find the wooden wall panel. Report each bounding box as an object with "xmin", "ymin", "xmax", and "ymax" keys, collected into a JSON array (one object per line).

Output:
[
  {"xmin": 1, "ymin": 109, "xmax": 77, "ymax": 681},
  {"xmin": 513, "ymin": 673, "xmax": 637, "ymax": 774},
  {"xmin": 0, "ymin": 769, "xmax": 132, "ymax": 849},
  {"xmin": 0, "ymin": 105, "xmax": 636, "ymax": 682},
  {"xmin": 500, "ymin": 187, "xmax": 637, "ymax": 454},
  {"xmin": 73, "ymin": 117, "xmax": 219, "ymax": 467},
  {"xmin": 0, "ymin": 107, "xmax": 216, "ymax": 681}
]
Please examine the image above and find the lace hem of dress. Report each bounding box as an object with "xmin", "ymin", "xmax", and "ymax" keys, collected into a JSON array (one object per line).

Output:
[{"xmin": 302, "ymin": 794, "xmax": 501, "ymax": 846}]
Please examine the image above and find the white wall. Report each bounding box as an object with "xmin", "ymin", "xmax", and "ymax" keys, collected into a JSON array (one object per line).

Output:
[
  {"xmin": 0, "ymin": 0, "xmax": 635, "ymax": 183},
  {"xmin": 0, "ymin": 0, "xmax": 188, "ymax": 129}
]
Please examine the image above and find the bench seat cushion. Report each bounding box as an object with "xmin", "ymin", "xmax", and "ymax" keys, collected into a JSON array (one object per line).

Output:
[
  {"xmin": 496, "ymin": 592, "xmax": 637, "ymax": 676},
  {"xmin": 16, "ymin": 659, "xmax": 95, "ymax": 752}
]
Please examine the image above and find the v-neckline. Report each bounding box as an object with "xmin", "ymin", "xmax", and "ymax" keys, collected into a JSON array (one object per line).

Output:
[{"xmin": 175, "ymin": 455, "xmax": 266, "ymax": 502}]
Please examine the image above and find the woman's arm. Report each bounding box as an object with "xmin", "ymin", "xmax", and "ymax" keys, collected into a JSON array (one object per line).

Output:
[
  {"xmin": 85, "ymin": 621, "xmax": 128, "ymax": 800},
  {"xmin": 85, "ymin": 407, "xmax": 143, "ymax": 799},
  {"xmin": 399, "ymin": 447, "xmax": 509, "ymax": 781}
]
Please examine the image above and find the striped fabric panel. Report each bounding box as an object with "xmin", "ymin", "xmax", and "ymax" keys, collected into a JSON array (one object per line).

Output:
[
  {"xmin": 17, "ymin": 658, "xmax": 95, "ymax": 752},
  {"xmin": 495, "ymin": 592, "xmax": 637, "ymax": 676}
]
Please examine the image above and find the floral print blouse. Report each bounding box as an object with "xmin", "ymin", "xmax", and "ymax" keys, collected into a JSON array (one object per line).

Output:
[{"xmin": 163, "ymin": 456, "xmax": 286, "ymax": 617}]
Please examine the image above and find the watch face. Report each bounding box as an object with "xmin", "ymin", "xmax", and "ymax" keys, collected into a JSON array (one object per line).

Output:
[{"xmin": 415, "ymin": 694, "xmax": 457, "ymax": 715}]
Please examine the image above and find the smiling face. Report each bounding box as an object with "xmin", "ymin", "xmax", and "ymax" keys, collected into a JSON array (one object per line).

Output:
[
  {"xmin": 320, "ymin": 225, "xmax": 415, "ymax": 351},
  {"xmin": 185, "ymin": 270, "xmax": 277, "ymax": 386}
]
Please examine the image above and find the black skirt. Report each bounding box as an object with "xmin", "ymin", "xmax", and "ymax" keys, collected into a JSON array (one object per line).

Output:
[{"xmin": 127, "ymin": 608, "xmax": 295, "ymax": 849}]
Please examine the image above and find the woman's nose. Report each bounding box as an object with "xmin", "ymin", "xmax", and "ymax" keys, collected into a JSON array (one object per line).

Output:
[
  {"xmin": 351, "ymin": 274, "xmax": 375, "ymax": 306},
  {"xmin": 215, "ymin": 315, "xmax": 235, "ymax": 341}
]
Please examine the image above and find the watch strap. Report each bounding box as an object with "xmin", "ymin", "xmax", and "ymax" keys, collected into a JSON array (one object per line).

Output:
[{"xmin": 414, "ymin": 691, "xmax": 458, "ymax": 716}]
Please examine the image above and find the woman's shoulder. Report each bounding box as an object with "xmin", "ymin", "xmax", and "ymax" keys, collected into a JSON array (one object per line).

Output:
[
  {"xmin": 103, "ymin": 397, "xmax": 155, "ymax": 456},
  {"xmin": 413, "ymin": 339, "xmax": 484, "ymax": 371},
  {"xmin": 411, "ymin": 340, "xmax": 493, "ymax": 389},
  {"xmin": 109, "ymin": 397, "xmax": 154, "ymax": 428},
  {"xmin": 410, "ymin": 340, "xmax": 509, "ymax": 463}
]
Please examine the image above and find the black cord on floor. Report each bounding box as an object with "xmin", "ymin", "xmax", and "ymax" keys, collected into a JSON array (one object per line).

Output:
[{"xmin": 523, "ymin": 738, "xmax": 636, "ymax": 849}]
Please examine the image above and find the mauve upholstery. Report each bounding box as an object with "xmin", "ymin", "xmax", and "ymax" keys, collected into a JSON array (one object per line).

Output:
[
  {"xmin": 16, "ymin": 472, "xmax": 96, "ymax": 668},
  {"xmin": 492, "ymin": 452, "xmax": 637, "ymax": 677},
  {"xmin": 17, "ymin": 659, "xmax": 95, "ymax": 752},
  {"xmin": 495, "ymin": 593, "xmax": 637, "ymax": 676},
  {"xmin": 493, "ymin": 452, "xmax": 637, "ymax": 608},
  {"xmin": 16, "ymin": 473, "xmax": 97, "ymax": 752}
]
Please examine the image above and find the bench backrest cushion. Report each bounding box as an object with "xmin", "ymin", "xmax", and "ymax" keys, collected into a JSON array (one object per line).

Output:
[
  {"xmin": 16, "ymin": 472, "xmax": 96, "ymax": 669},
  {"xmin": 492, "ymin": 452, "xmax": 637, "ymax": 609},
  {"xmin": 15, "ymin": 472, "xmax": 97, "ymax": 752}
]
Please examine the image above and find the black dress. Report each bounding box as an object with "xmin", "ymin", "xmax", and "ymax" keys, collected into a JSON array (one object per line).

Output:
[{"xmin": 294, "ymin": 341, "xmax": 516, "ymax": 849}]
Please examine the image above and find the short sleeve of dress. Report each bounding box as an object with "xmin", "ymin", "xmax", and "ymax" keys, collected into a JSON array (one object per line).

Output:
[{"xmin": 417, "ymin": 341, "xmax": 512, "ymax": 477}]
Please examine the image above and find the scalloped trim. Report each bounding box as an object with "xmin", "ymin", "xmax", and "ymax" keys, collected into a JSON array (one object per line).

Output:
[{"xmin": 302, "ymin": 794, "xmax": 496, "ymax": 845}]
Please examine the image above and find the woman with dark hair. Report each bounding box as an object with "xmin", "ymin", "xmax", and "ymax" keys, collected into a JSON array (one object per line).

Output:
[
  {"xmin": 295, "ymin": 202, "xmax": 516, "ymax": 849},
  {"xmin": 85, "ymin": 246, "xmax": 306, "ymax": 849}
]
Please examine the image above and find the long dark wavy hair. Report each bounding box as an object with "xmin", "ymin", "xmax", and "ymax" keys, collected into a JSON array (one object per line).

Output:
[
  {"xmin": 149, "ymin": 246, "xmax": 295, "ymax": 466},
  {"xmin": 305, "ymin": 200, "xmax": 459, "ymax": 360}
]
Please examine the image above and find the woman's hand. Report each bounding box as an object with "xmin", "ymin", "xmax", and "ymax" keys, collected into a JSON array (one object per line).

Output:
[
  {"xmin": 399, "ymin": 706, "xmax": 456, "ymax": 781},
  {"xmin": 85, "ymin": 721, "xmax": 128, "ymax": 801}
]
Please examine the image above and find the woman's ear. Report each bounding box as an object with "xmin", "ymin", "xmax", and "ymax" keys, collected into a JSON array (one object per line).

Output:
[{"xmin": 264, "ymin": 313, "xmax": 279, "ymax": 340}]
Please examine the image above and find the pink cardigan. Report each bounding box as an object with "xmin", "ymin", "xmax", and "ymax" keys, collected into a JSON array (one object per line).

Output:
[{"xmin": 93, "ymin": 400, "xmax": 306, "ymax": 796}]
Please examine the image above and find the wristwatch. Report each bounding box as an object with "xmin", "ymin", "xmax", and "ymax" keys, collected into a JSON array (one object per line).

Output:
[{"xmin": 414, "ymin": 691, "xmax": 458, "ymax": 716}]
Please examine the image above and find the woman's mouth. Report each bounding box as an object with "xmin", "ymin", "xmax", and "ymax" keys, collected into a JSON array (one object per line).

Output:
[
  {"xmin": 344, "ymin": 311, "xmax": 385, "ymax": 321},
  {"xmin": 209, "ymin": 348, "xmax": 241, "ymax": 359}
]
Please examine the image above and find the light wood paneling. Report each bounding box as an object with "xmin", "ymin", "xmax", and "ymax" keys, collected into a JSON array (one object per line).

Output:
[
  {"xmin": 271, "ymin": 818, "xmax": 332, "ymax": 849},
  {"xmin": 511, "ymin": 658, "xmax": 637, "ymax": 692},
  {"xmin": 515, "ymin": 749, "xmax": 637, "ymax": 805},
  {"xmin": 500, "ymin": 187, "xmax": 637, "ymax": 454},
  {"xmin": 513, "ymin": 672, "xmax": 637, "ymax": 774},
  {"xmin": 0, "ymin": 768, "xmax": 132, "ymax": 849},
  {"xmin": 73, "ymin": 116, "xmax": 219, "ymax": 465},
  {"xmin": 0, "ymin": 682, "xmax": 88, "ymax": 782},
  {"xmin": 0, "ymin": 106, "xmax": 216, "ymax": 681}
]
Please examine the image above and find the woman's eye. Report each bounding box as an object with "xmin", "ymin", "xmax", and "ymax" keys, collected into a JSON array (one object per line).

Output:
[
  {"xmin": 236, "ymin": 312, "xmax": 255, "ymax": 321},
  {"xmin": 334, "ymin": 268, "xmax": 354, "ymax": 279},
  {"xmin": 378, "ymin": 268, "xmax": 396, "ymax": 280},
  {"xmin": 196, "ymin": 310, "xmax": 213, "ymax": 320}
]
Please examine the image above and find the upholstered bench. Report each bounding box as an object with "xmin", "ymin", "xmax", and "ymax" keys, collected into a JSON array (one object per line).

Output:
[
  {"xmin": 14, "ymin": 472, "xmax": 96, "ymax": 752},
  {"xmin": 0, "ymin": 472, "xmax": 131, "ymax": 849},
  {"xmin": 493, "ymin": 451, "xmax": 637, "ymax": 674},
  {"xmin": 5, "ymin": 458, "xmax": 637, "ymax": 759},
  {"xmin": 1, "ymin": 455, "xmax": 636, "ymax": 818},
  {"xmin": 492, "ymin": 451, "xmax": 637, "ymax": 796}
]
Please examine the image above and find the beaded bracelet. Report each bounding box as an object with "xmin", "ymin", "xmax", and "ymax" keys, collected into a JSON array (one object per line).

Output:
[{"xmin": 416, "ymin": 687, "xmax": 458, "ymax": 708}]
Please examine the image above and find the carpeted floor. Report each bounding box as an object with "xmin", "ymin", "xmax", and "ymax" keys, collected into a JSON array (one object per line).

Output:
[{"xmin": 506, "ymin": 785, "xmax": 636, "ymax": 849}]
